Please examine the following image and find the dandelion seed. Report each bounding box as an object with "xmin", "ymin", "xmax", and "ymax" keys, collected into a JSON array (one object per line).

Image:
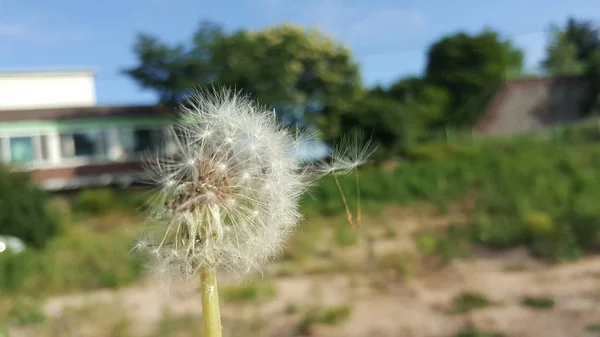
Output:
[{"xmin": 139, "ymin": 87, "xmax": 375, "ymax": 281}]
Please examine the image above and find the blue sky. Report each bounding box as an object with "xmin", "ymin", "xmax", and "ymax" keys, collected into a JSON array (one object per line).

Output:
[{"xmin": 1, "ymin": 0, "xmax": 599, "ymax": 106}]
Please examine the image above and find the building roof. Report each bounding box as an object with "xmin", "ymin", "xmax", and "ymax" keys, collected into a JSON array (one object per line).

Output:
[
  {"xmin": 474, "ymin": 75, "xmax": 590, "ymax": 135},
  {"xmin": 0, "ymin": 68, "xmax": 96, "ymax": 77},
  {"xmin": 0, "ymin": 105, "xmax": 177, "ymax": 123}
]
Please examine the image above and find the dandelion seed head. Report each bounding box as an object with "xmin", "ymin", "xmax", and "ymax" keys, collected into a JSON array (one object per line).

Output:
[{"xmin": 140, "ymin": 87, "xmax": 375, "ymax": 280}]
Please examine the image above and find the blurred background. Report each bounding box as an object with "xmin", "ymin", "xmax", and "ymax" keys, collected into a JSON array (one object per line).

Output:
[{"xmin": 1, "ymin": 1, "xmax": 600, "ymax": 336}]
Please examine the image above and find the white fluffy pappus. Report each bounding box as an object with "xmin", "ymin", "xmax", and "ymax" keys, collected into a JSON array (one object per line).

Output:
[{"xmin": 136, "ymin": 87, "xmax": 374, "ymax": 281}]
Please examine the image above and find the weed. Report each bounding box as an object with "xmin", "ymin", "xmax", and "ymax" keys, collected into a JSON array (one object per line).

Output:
[
  {"xmin": 453, "ymin": 327, "xmax": 505, "ymax": 337},
  {"xmin": 521, "ymin": 295, "xmax": 555, "ymax": 310},
  {"xmin": 296, "ymin": 304, "xmax": 352, "ymax": 334},
  {"xmin": 449, "ymin": 292, "xmax": 493, "ymax": 314},
  {"xmin": 333, "ymin": 223, "xmax": 358, "ymax": 247},
  {"xmin": 221, "ymin": 281, "xmax": 276, "ymax": 303},
  {"xmin": 587, "ymin": 323, "xmax": 600, "ymax": 332}
]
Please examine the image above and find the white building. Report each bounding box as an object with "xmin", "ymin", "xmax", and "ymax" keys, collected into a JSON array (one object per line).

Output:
[
  {"xmin": 0, "ymin": 69, "xmax": 177, "ymax": 190},
  {"xmin": 0, "ymin": 69, "xmax": 97, "ymax": 110}
]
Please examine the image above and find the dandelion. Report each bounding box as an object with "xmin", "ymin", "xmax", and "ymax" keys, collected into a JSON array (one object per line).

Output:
[{"xmin": 138, "ymin": 87, "xmax": 374, "ymax": 337}]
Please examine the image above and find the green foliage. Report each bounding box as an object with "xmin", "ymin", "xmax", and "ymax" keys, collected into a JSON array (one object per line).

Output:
[
  {"xmin": 376, "ymin": 252, "xmax": 412, "ymax": 278},
  {"xmin": 296, "ymin": 305, "xmax": 351, "ymax": 334},
  {"xmin": 333, "ymin": 223, "xmax": 358, "ymax": 247},
  {"xmin": 547, "ymin": 17, "xmax": 600, "ymax": 114},
  {"xmin": 0, "ymin": 166, "xmax": 61, "ymax": 248},
  {"xmin": 449, "ymin": 292, "xmax": 493, "ymax": 314},
  {"xmin": 339, "ymin": 94, "xmax": 407, "ymax": 158},
  {"xmin": 587, "ymin": 323, "xmax": 600, "ymax": 332},
  {"xmin": 71, "ymin": 187, "xmax": 148, "ymax": 218},
  {"xmin": 0, "ymin": 227, "xmax": 145, "ymax": 296},
  {"xmin": 7, "ymin": 298, "xmax": 46, "ymax": 326},
  {"xmin": 307, "ymin": 123, "xmax": 600, "ymax": 262},
  {"xmin": 73, "ymin": 188, "xmax": 117, "ymax": 216},
  {"xmin": 542, "ymin": 25, "xmax": 587, "ymax": 75},
  {"xmin": 521, "ymin": 295, "xmax": 555, "ymax": 310},
  {"xmin": 125, "ymin": 22, "xmax": 363, "ymax": 140},
  {"xmin": 221, "ymin": 281, "xmax": 276, "ymax": 303},
  {"xmin": 452, "ymin": 328, "xmax": 505, "ymax": 337},
  {"xmin": 425, "ymin": 29, "xmax": 524, "ymax": 127}
]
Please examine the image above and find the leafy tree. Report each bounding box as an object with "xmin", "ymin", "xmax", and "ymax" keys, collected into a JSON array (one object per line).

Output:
[
  {"xmin": 425, "ymin": 29, "xmax": 524, "ymax": 127},
  {"xmin": 125, "ymin": 22, "xmax": 362, "ymax": 141},
  {"xmin": 338, "ymin": 94, "xmax": 407, "ymax": 158},
  {"xmin": 0, "ymin": 167, "xmax": 61, "ymax": 248},
  {"xmin": 546, "ymin": 17, "xmax": 600, "ymax": 114},
  {"xmin": 564, "ymin": 18, "xmax": 600, "ymax": 62},
  {"xmin": 584, "ymin": 49, "xmax": 600, "ymax": 114},
  {"xmin": 385, "ymin": 77, "xmax": 450, "ymax": 129},
  {"xmin": 542, "ymin": 25, "xmax": 587, "ymax": 75}
]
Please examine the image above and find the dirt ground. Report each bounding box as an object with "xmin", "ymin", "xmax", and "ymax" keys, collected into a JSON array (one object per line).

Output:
[{"xmin": 9, "ymin": 207, "xmax": 600, "ymax": 337}]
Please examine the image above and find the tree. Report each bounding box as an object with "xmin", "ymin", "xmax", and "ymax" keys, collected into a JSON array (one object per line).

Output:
[
  {"xmin": 542, "ymin": 25, "xmax": 587, "ymax": 75},
  {"xmin": 544, "ymin": 17, "xmax": 600, "ymax": 114},
  {"xmin": 584, "ymin": 49, "xmax": 600, "ymax": 114},
  {"xmin": 338, "ymin": 94, "xmax": 408, "ymax": 158},
  {"xmin": 385, "ymin": 77, "xmax": 450, "ymax": 129},
  {"xmin": 564, "ymin": 18, "xmax": 600, "ymax": 62},
  {"xmin": 125, "ymin": 21, "xmax": 224, "ymax": 104},
  {"xmin": 425, "ymin": 29, "xmax": 524, "ymax": 127},
  {"xmin": 124, "ymin": 22, "xmax": 363, "ymax": 141}
]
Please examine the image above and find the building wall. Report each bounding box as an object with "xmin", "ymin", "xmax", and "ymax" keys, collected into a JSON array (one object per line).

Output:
[
  {"xmin": 475, "ymin": 76, "xmax": 589, "ymax": 135},
  {"xmin": 0, "ymin": 115, "xmax": 175, "ymax": 190},
  {"xmin": 0, "ymin": 71, "xmax": 96, "ymax": 110}
]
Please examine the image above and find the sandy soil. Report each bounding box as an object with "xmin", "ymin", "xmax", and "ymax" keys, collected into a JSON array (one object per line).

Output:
[{"xmin": 9, "ymin": 207, "xmax": 600, "ymax": 337}]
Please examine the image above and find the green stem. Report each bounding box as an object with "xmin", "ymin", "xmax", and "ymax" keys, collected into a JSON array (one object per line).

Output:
[{"xmin": 201, "ymin": 266, "xmax": 222, "ymax": 337}]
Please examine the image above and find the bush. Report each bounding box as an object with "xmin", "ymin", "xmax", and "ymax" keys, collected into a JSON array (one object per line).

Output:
[
  {"xmin": 0, "ymin": 166, "xmax": 61, "ymax": 248},
  {"xmin": 72, "ymin": 188, "xmax": 117, "ymax": 216},
  {"xmin": 0, "ymin": 227, "xmax": 145, "ymax": 296},
  {"xmin": 71, "ymin": 187, "xmax": 148, "ymax": 217},
  {"xmin": 306, "ymin": 125, "xmax": 600, "ymax": 263}
]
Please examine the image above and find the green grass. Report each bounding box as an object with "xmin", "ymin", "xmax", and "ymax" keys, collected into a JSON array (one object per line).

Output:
[
  {"xmin": 296, "ymin": 304, "xmax": 352, "ymax": 334},
  {"xmin": 449, "ymin": 292, "xmax": 494, "ymax": 314},
  {"xmin": 0, "ymin": 223, "xmax": 145, "ymax": 297},
  {"xmin": 521, "ymin": 295, "xmax": 555, "ymax": 310},
  {"xmin": 452, "ymin": 327, "xmax": 505, "ymax": 337},
  {"xmin": 304, "ymin": 124, "xmax": 600, "ymax": 263},
  {"xmin": 221, "ymin": 281, "xmax": 276, "ymax": 303},
  {"xmin": 587, "ymin": 323, "xmax": 600, "ymax": 332}
]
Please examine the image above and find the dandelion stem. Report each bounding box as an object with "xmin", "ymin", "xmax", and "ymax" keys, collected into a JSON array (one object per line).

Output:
[
  {"xmin": 201, "ymin": 266, "xmax": 222, "ymax": 337},
  {"xmin": 355, "ymin": 169, "xmax": 362, "ymax": 227},
  {"xmin": 333, "ymin": 174, "xmax": 354, "ymax": 227}
]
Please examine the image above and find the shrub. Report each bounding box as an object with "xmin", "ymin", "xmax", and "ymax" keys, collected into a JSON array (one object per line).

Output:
[
  {"xmin": 521, "ymin": 295, "xmax": 555, "ymax": 310},
  {"xmin": 0, "ymin": 227, "xmax": 145, "ymax": 296},
  {"xmin": 0, "ymin": 166, "xmax": 61, "ymax": 248},
  {"xmin": 72, "ymin": 188, "xmax": 117, "ymax": 216},
  {"xmin": 449, "ymin": 292, "xmax": 493, "ymax": 314}
]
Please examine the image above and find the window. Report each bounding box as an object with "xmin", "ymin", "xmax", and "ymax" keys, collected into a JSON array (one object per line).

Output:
[
  {"xmin": 10, "ymin": 137, "xmax": 35, "ymax": 164},
  {"xmin": 118, "ymin": 128, "xmax": 163, "ymax": 156},
  {"xmin": 60, "ymin": 130, "xmax": 108, "ymax": 158}
]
